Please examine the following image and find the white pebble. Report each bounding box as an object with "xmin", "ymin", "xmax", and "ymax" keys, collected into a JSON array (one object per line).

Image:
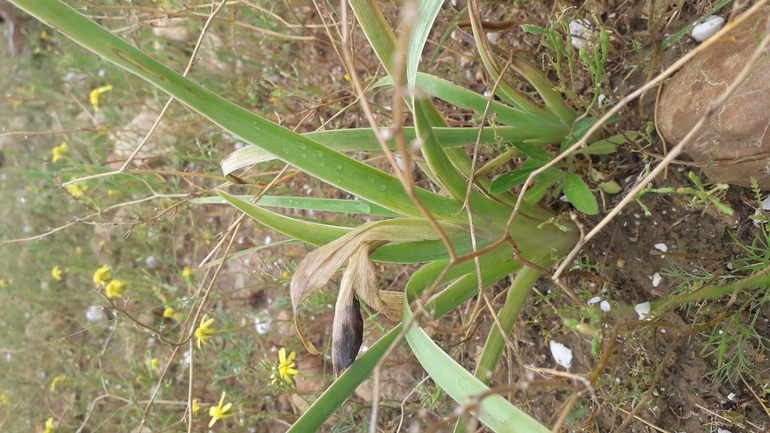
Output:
[
  {"xmin": 635, "ymin": 302, "xmax": 651, "ymax": 320},
  {"xmin": 486, "ymin": 32, "xmax": 501, "ymax": 43},
  {"xmin": 692, "ymin": 16, "xmax": 725, "ymax": 42},
  {"xmin": 549, "ymin": 340, "xmax": 573, "ymax": 369},
  {"xmin": 652, "ymin": 273, "xmax": 662, "ymax": 288},
  {"xmin": 727, "ymin": 392, "xmax": 736, "ymax": 401},
  {"xmin": 588, "ymin": 296, "xmax": 611, "ymax": 312},
  {"xmin": 86, "ymin": 305, "xmax": 107, "ymax": 323},
  {"xmin": 654, "ymin": 243, "xmax": 668, "ymax": 252}
]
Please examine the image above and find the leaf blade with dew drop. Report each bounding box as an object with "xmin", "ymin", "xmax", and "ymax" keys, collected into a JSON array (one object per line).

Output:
[
  {"xmin": 195, "ymin": 194, "xmax": 401, "ymax": 217},
  {"xmin": 216, "ymin": 191, "xmax": 480, "ymax": 264}
]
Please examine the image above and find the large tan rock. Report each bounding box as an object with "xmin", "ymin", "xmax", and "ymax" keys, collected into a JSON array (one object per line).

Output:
[{"xmin": 658, "ymin": 9, "xmax": 770, "ymax": 188}]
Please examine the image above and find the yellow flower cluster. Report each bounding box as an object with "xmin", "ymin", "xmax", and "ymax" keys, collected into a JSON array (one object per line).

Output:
[
  {"xmin": 64, "ymin": 177, "xmax": 87, "ymax": 198},
  {"xmin": 92, "ymin": 265, "xmax": 127, "ymax": 298},
  {"xmin": 51, "ymin": 142, "xmax": 68, "ymax": 163},
  {"xmin": 163, "ymin": 307, "xmax": 182, "ymax": 321}
]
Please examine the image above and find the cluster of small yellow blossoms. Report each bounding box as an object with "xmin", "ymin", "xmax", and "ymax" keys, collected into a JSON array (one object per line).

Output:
[
  {"xmin": 163, "ymin": 307, "xmax": 182, "ymax": 321},
  {"xmin": 64, "ymin": 177, "xmax": 87, "ymax": 198},
  {"xmin": 51, "ymin": 142, "xmax": 68, "ymax": 163},
  {"xmin": 92, "ymin": 265, "xmax": 127, "ymax": 299}
]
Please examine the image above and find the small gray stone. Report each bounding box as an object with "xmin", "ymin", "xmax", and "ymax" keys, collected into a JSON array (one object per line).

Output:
[{"xmin": 658, "ymin": 8, "xmax": 770, "ymax": 188}]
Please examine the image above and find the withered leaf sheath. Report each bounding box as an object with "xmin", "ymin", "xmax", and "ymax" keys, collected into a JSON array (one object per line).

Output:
[
  {"xmin": 331, "ymin": 246, "xmax": 373, "ymax": 378},
  {"xmin": 332, "ymin": 294, "xmax": 364, "ymax": 379},
  {"xmin": 290, "ymin": 219, "xmax": 462, "ymax": 374}
]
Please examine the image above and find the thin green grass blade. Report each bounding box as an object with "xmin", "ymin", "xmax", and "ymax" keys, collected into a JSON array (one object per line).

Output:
[
  {"xmin": 406, "ymin": 0, "xmax": 443, "ymax": 102},
  {"xmin": 465, "ymin": 1, "xmax": 556, "ymax": 122},
  {"xmin": 10, "ymin": 0, "xmax": 466, "ymax": 221},
  {"xmin": 376, "ymin": 73, "xmax": 569, "ymax": 141},
  {"xmin": 198, "ymin": 239, "xmax": 299, "ymax": 269},
  {"xmin": 194, "ymin": 195, "xmax": 401, "ymax": 217},
  {"xmin": 217, "ymin": 191, "xmax": 472, "ymax": 264},
  {"xmin": 218, "ymin": 191, "xmax": 351, "ymax": 244},
  {"xmin": 508, "ymin": 58, "xmax": 578, "ymax": 126},
  {"xmin": 348, "ymin": 0, "xmax": 398, "ymax": 73}
]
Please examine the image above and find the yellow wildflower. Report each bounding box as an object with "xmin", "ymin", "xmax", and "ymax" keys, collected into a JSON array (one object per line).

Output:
[
  {"xmin": 44, "ymin": 418, "xmax": 55, "ymax": 433},
  {"xmin": 0, "ymin": 279, "xmax": 9, "ymax": 287},
  {"xmin": 194, "ymin": 314, "xmax": 216, "ymax": 349},
  {"xmin": 107, "ymin": 189, "xmax": 121, "ymax": 196},
  {"xmin": 150, "ymin": 358, "xmax": 160, "ymax": 370},
  {"xmin": 75, "ymin": 246, "xmax": 82, "ymax": 255},
  {"xmin": 208, "ymin": 391, "xmax": 233, "ymax": 427},
  {"xmin": 64, "ymin": 179, "xmax": 87, "ymax": 198},
  {"xmin": 51, "ymin": 266, "xmax": 63, "ymax": 281},
  {"xmin": 271, "ymin": 348, "xmax": 298, "ymax": 384},
  {"xmin": 93, "ymin": 265, "xmax": 111, "ymax": 286},
  {"xmin": 182, "ymin": 266, "xmax": 194, "ymax": 279},
  {"xmin": 90, "ymin": 84, "xmax": 112, "ymax": 111},
  {"xmin": 104, "ymin": 280, "xmax": 127, "ymax": 298},
  {"xmin": 163, "ymin": 307, "xmax": 182, "ymax": 321},
  {"xmin": 40, "ymin": 30, "xmax": 49, "ymax": 41},
  {"xmin": 51, "ymin": 142, "xmax": 68, "ymax": 163},
  {"xmin": 0, "ymin": 393, "xmax": 8, "ymax": 404},
  {"xmin": 49, "ymin": 375, "xmax": 68, "ymax": 392},
  {"xmin": 192, "ymin": 397, "xmax": 201, "ymax": 413}
]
